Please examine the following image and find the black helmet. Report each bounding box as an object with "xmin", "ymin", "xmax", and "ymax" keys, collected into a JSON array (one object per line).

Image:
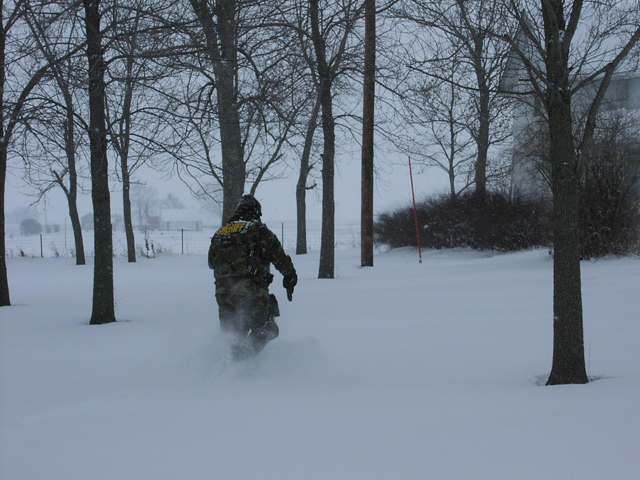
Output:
[{"xmin": 233, "ymin": 194, "xmax": 262, "ymax": 220}]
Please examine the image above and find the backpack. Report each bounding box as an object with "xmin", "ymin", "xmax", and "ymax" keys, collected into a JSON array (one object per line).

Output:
[{"xmin": 208, "ymin": 220, "xmax": 269, "ymax": 280}]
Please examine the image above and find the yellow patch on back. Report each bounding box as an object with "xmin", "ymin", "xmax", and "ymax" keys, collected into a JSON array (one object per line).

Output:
[{"xmin": 216, "ymin": 222, "xmax": 248, "ymax": 236}]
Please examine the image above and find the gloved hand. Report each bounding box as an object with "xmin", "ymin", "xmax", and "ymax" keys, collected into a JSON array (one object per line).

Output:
[{"xmin": 283, "ymin": 272, "xmax": 297, "ymax": 301}]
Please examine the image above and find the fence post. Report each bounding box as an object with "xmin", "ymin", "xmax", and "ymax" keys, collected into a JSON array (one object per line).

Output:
[
  {"xmin": 181, "ymin": 228, "xmax": 184, "ymax": 254},
  {"xmin": 40, "ymin": 234, "xmax": 44, "ymax": 258}
]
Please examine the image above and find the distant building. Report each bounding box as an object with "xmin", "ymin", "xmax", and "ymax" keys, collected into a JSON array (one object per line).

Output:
[
  {"xmin": 501, "ymin": 24, "xmax": 640, "ymax": 198},
  {"xmin": 159, "ymin": 209, "xmax": 202, "ymax": 231}
]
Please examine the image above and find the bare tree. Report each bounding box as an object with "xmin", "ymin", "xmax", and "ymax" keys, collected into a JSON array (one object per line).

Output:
[
  {"xmin": 394, "ymin": 55, "xmax": 477, "ymax": 198},
  {"xmin": 21, "ymin": 0, "xmax": 88, "ymax": 265},
  {"xmin": 1, "ymin": 0, "xmax": 63, "ymax": 305},
  {"xmin": 106, "ymin": 0, "xmax": 175, "ymax": 262},
  {"xmin": 187, "ymin": 0, "xmax": 244, "ymax": 222},
  {"xmin": 262, "ymin": 1, "xmax": 326, "ymax": 255},
  {"xmin": 503, "ymin": 0, "xmax": 640, "ymax": 384},
  {"xmin": 512, "ymin": 102, "xmax": 640, "ymax": 256},
  {"xmin": 452, "ymin": 0, "xmax": 514, "ymax": 198},
  {"xmin": 168, "ymin": 0, "xmax": 305, "ymax": 226},
  {"xmin": 397, "ymin": 0, "xmax": 514, "ymax": 198},
  {"xmin": 107, "ymin": 3, "xmax": 143, "ymax": 262},
  {"xmin": 309, "ymin": 0, "xmax": 365, "ymax": 279},
  {"xmin": 159, "ymin": 192, "xmax": 185, "ymax": 209},
  {"xmin": 130, "ymin": 183, "xmax": 157, "ymax": 229},
  {"xmin": 83, "ymin": 0, "xmax": 116, "ymax": 325},
  {"xmin": 0, "ymin": 0, "xmax": 21, "ymax": 306}
]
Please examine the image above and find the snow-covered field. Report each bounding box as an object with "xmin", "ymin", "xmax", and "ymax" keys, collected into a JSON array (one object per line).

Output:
[{"xmin": 1, "ymin": 241, "xmax": 639, "ymax": 479}]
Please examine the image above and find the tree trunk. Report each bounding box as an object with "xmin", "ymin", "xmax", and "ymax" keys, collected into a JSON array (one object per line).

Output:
[
  {"xmin": 120, "ymin": 49, "xmax": 137, "ymax": 263},
  {"xmin": 311, "ymin": 0, "xmax": 335, "ymax": 279},
  {"xmin": 448, "ymin": 140, "xmax": 457, "ymax": 199},
  {"xmin": 0, "ymin": 147, "xmax": 9, "ymax": 307},
  {"xmin": 543, "ymin": 0, "xmax": 587, "ymax": 385},
  {"xmin": 546, "ymin": 94, "xmax": 588, "ymax": 385},
  {"xmin": 360, "ymin": 0, "xmax": 375, "ymax": 267},
  {"xmin": 217, "ymin": 0, "xmax": 244, "ymax": 222},
  {"xmin": 84, "ymin": 0, "xmax": 116, "ymax": 325},
  {"xmin": 122, "ymin": 164, "xmax": 136, "ymax": 263},
  {"xmin": 296, "ymin": 95, "xmax": 321, "ymax": 255},
  {"xmin": 67, "ymin": 199, "xmax": 85, "ymax": 266},
  {"xmin": 218, "ymin": 71, "xmax": 245, "ymax": 223},
  {"xmin": 67, "ymin": 170, "xmax": 86, "ymax": 267},
  {"xmin": 474, "ymin": 87, "xmax": 490, "ymax": 199},
  {"xmin": 58, "ymin": 155, "xmax": 86, "ymax": 266},
  {"xmin": 318, "ymin": 93, "xmax": 335, "ymax": 279},
  {"xmin": 295, "ymin": 165, "xmax": 309, "ymax": 255},
  {"xmin": 62, "ymin": 91, "xmax": 86, "ymax": 266},
  {"xmin": 189, "ymin": 0, "xmax": 245, "ymax": 223},
  {"xmin": 0, "ymin": 12, "xmax": 10, "ymax": 306},
  {"xmin": 447, "ymin": 103, "xmax": 457, "ymax": 200},
  {"xmin": 1, "ymin": 5, "xmax": 60, "ymax": 304}
]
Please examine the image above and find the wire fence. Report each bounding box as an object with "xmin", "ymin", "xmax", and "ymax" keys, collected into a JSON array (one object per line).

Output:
[{"xmin": 5, "ymin": 221, "xmax": 361, "ymax": 259}]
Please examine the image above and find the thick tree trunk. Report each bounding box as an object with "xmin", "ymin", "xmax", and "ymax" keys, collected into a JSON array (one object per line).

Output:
[
  {"xmin": 84, "ymin": 0, "xmax": 116, "ymax": 325},
  {"xmin": 360, "ymin": 0, "xmax": 375, "ymax": 267},
  {"xmin": 189, "ymin": 0, "xmax": 245, "ymax": 224},
  {"xmin": 217, "ymin": 68, "xmax": 245, "ymax": 223},
  {"xmin": 217, "ymin": 0, "xmax": 244, "ymax": 222},
  {"xmin": 546, "ymin": 93, "xmax": 588, "ymax": 385},
  {"xmin": 543, "ymin": 0, "xmax": 587, "ymax": 385}
]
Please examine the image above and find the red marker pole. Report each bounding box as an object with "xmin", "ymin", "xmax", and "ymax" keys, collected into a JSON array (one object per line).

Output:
[{"xmin": 408, "ymin": 157, "xmax": 422, "ymax": 263}]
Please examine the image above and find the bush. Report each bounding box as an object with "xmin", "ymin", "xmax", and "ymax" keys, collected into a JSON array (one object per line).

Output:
[
  {"xmin": 509, "ymin": 109, "xmax": 640, "ymax": 258},
  {"xmin": 375, "ymin": 191, "xmax": 552, "ymax": 252},
  {"xmin": 20, "ymin": 218, "xmax": 43, "ymax": 236},
  {"xmin": 579, "ymin": 156, "xmax": 640, "ymax": 259},
  {"xmin": 580, "ymin": 131, "xmax": 640, "ymax": 259}
]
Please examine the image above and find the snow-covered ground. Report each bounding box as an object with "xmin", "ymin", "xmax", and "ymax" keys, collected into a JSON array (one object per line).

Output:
[{"xmin": 1, "ymin": 244, "xmax": 639, "ymax": 479}]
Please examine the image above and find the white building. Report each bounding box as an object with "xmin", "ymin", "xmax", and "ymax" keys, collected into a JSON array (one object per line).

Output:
[{"xmin": 501, "ymin": 22, "xmax": 640, "ymax": 197}]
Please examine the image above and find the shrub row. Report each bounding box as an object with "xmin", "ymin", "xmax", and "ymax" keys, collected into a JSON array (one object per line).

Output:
[
  {"xmin": 374, "ymin": 192, "xmax": 552, "ymax": 252},
  {"xmin": 376, "ymin": 186, "xmax": 640, "ymax": 257}
]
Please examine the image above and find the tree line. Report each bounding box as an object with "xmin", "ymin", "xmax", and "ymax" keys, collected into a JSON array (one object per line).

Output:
[{"xmin": 2, "ymin": 0, "xmax": 639, "ymax": 385}]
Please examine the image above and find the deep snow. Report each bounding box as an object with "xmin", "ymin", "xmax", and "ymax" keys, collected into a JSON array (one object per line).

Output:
[{"xmin": 1, "ymin": 246, "xmax": 639, "ymax": 479}]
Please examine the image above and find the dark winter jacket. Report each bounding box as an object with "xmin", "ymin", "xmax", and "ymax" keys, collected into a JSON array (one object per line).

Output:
[{"xmin": 208, "ymin": 219, "xmax": 295, "ymax": 284}]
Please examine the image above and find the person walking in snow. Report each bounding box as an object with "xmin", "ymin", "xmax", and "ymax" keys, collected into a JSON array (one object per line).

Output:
[{"xmin": 208, "ymin": 194, "xmax": 297, "ymax": 359}]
